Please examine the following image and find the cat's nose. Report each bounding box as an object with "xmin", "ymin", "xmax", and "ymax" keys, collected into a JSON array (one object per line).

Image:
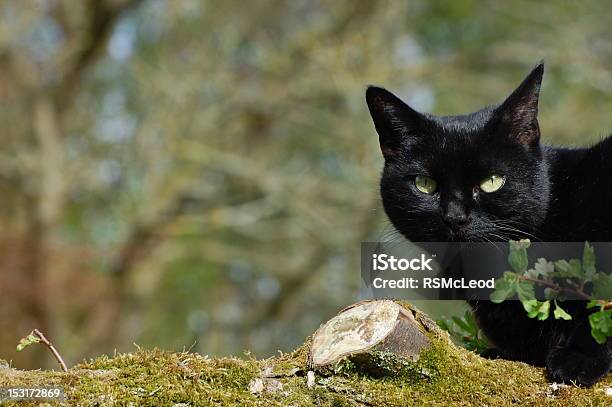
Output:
[{"xmin": 443, "ymin": 202, "xmax": 469, "ymax": 227}]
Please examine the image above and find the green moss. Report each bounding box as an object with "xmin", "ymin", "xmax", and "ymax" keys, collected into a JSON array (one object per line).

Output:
[
  {"xmin": 1, "ymin": 305, "xmax": 610, "ymax": 406},
  {"xmin": 261, "ymin": 339, "xmax": 311, "ymax": 377}
]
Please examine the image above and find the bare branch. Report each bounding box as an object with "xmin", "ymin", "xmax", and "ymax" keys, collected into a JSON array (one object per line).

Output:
[
  {"xmin": 55, "ymin": 0, "xmax": 145, "ymax": 112},
  {"xmin": 33, "ymin": 329, "xmax": 68, "ymax": 372}
]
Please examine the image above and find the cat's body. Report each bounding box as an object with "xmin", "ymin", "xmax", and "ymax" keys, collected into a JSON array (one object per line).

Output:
[
  {"xmin": 541, "ymin": 140, "xmax": 612, "ymax": 241},
  {"xmin": 366, "ymin": 63, "xmax": 612, "ymax": 386}
]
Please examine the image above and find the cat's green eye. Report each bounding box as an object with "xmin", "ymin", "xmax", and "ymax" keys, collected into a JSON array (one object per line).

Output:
[
  {"xmin": 415, "ymin": 175, "xmax": 438, "ymax": 195},
  {"xmin": 479, "ymin": 174, "xmax": 506, "ymax": 193}
]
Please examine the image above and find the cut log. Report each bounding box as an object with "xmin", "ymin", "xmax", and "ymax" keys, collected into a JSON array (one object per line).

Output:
[{"xmin": 309, "ymin": 300, "xmax": 434, "ymax": 377}]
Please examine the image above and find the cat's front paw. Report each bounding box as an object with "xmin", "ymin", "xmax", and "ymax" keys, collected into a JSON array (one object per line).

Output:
[{"xmin": 546, "ymin": 348, "xmax": 611, "ymax": 386}]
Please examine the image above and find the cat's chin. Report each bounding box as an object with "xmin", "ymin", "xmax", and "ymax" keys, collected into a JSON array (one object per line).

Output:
[
  {"xmin": 447, "ymin": 228, "xmax": 477, "ymax": 242},
  {"xmin": 449, "ymin": 231, "xmax": 498, "ymax": 243}
]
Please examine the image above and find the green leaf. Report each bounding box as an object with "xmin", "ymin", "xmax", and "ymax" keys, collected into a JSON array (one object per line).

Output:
[
  {"xmin": 16, "ymin": 331, "xmax": 40, "ymax": 352},
  {"xmin": 588, "ymin": 309, "xmax": 612, "ymax": 345},
  {"xmin": 582, "ymin": 242, "xmax": 596, "ymax": 281},
  {"xmin": 508, "ymin": 244, "xmax": 529, "ymax": 273},
  {"xmin": 523, "ymin": 268, "xmax": 538, "ymax": 279},
  {"xmin": 503, "ymin": 271, "xmax": 519, "ymax": 283},
  {"xmin": 532, "ymin": 258, "xmax": 554, "ymax": 279},
  {"xmin": 490, "ymin": 277, "xmax": 516, "ymax": 303},
  {"xmin": 587, "ymin": 299, "xmax": 602, "ymax": 309},
  {"xmin": 554, "ymin": 259, "xmax": 582, "ymax": 279},
  {"xmin": 436, "ymin": 318, "xmax": 450, "ymax": 332},
  {"xmin": 536, "ymin": 301, "xmax": 551, "ymax": 320},
  {"xmin": 568, "ymin": 259, "xmax": 583, "ymax": 279},
  {"xmin": 554, "ymin": 260, "xmax": 570, "ymax": 275},
  {"xmin": 592, "ymin": 273, "xmax": 612, "ymax": 300},
  {"xmin": 452, "ymin": 315, "xmax": 473, "ymax": 334},
  {"xmin": 553, "ymin": 301, "xmax": 572, "ymax": 320},
  {"xmin": 436, "ymin": 312, "xmax": 491, "ymax": 353},
  {"xmin": 591, "ymin": 327, "xmax": 608, "ymax": 345},
  {"xmin": 544, "ymin": 287, "xmax": 558, "ymax": 300},
  {"xmin": 521, "ymin": 299, "xmax": 539, "ymax": 315},
  {"xmin": 516, "ymin": 280, "xmax": 535, "ymax": 302},
  {"xmin": 524, "ymin": 300, "xmax": 550, "ymax": 320},
  {"xmin": 464, "ymin": 309, "xmax": 477, "ymax": 329},
  {"xmin": 510, "ymin": 239, "xmax": 531, "ymax": 250}
]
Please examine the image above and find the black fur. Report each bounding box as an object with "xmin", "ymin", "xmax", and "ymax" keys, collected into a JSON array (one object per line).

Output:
[{"xmin": 366, "ymin": 63, "xmax": 612, "ymax": 386}]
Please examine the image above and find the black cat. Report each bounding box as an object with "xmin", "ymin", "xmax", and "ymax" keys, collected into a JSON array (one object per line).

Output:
[{"xmin": 365, "ymin": 63, "xmax": 611, "ymax": 386}]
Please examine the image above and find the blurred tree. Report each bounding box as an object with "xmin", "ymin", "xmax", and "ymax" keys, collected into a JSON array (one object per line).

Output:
[{"xmin": 0, "ymin": 0, "xmax": 610, "ymax": 369}]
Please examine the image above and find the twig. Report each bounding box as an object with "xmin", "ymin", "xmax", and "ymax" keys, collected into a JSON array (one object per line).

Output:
[
  {"xmin": 33, "ymin": 329, "xmax": 68, "ymax": 372},
  {"xmin": 518, "ymin": 276, "xmax": 592, "ymax": 300},
  {"xmin": 519, "ymin": 276, "xmax": 612, "ymax": 310},
  {"xmin": 595, "ymin": 300, "xmax": 612, "ymax": 310}
]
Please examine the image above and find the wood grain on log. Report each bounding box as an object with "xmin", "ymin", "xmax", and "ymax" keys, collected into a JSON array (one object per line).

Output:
[{"xmin": 309, "ymin": 300, "xmax": 432, "ymax": 374}]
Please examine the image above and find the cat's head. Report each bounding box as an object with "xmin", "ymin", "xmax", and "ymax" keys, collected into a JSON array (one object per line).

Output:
[{"xmin": 366, "ymin": 63, "xmax": 549, "ymax": 242}]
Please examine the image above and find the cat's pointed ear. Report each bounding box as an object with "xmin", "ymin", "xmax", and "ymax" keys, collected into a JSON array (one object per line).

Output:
[
  {"xmin": 366, "ymin": 86, "xmax": 425, "ymax": 159},
  {"xmin": 496, "ymin": 62, "xmax": 544, "ymax": 146}
]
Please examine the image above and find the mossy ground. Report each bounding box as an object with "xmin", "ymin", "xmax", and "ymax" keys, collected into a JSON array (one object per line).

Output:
[{"xmin": 1, "ymin": 303, "xmax": 610, "ymax": 406}]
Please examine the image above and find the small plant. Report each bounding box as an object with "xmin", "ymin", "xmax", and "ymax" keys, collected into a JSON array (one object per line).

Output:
[
  {"xmin": 437, "ymin": 310, "xmax": 490, "ymax": 353},
  {"xmin": 16, "ymin": 329, "xmax": 68, "ymax": 372},
  {"xmin": 490, "ymin": 240, "xmax": 612, "ymax": 344}
]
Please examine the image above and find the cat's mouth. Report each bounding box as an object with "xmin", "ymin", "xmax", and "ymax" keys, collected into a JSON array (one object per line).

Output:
[{"xmin": 447, "ymin": 226, "xmax": 471, "ymax": 241}]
